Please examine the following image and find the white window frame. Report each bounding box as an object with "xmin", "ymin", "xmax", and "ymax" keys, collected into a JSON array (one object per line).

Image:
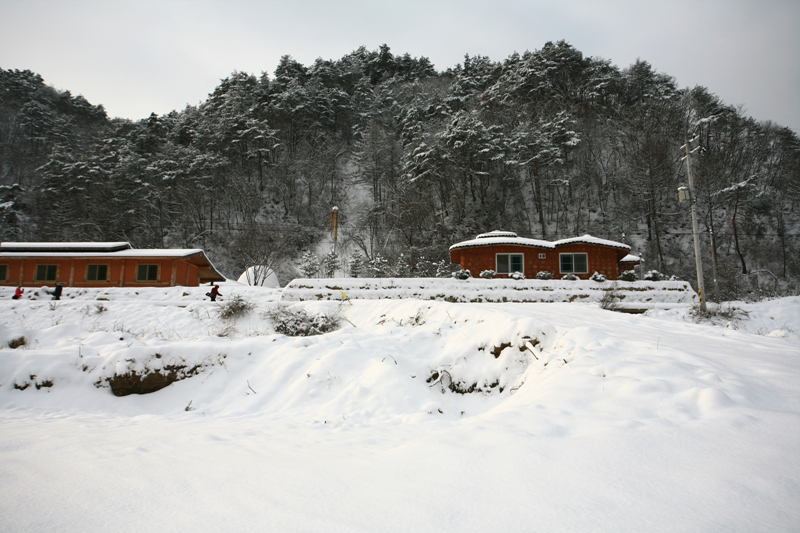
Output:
[
  {"xmin": 496, "ymin": 253, "xmax": 524, "ymax": 274},
  {"xmin": 559, "ymin": 253, "xmax": 588, "ymax": 274}
]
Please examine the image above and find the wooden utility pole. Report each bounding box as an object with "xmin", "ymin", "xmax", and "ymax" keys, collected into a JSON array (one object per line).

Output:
[{"xmin": 679, "ymin": 135, "xmax": 707, "ymax": 312}]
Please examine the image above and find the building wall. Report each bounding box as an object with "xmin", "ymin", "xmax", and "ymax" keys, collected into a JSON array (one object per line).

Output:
[
  {"xmin": 452, "ymin": 244, "xmax": 554, "ymax": 278},
  {"xmin": 452, "ymin": 243, "xmax": 625, "ymax": 279},
  {"xmin": 0, "ymin": 257, "xmax": 201, "ymax": 287},
  {"xmin": 554, "ymin": 243, "xmax": 621, "ymax": 280}
]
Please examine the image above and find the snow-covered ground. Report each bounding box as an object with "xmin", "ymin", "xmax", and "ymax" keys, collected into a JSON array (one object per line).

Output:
[{"xmin": 0, "ymin": 282, "xmax": 798, "ymax": 532}]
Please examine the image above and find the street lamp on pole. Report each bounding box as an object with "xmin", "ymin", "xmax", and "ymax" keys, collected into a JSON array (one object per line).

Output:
[{"xmin": 679, "ymin": 134, "xmax": 707, "ymax": 312}]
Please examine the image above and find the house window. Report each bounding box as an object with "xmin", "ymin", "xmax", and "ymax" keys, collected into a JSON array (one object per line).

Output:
[
  {"xmin": 497, "ymin": 253, "xmax": 524, "ymax": 274},
  {"xmin": 560, "ymin": 253, "xmax": 588, "ymax": 274},
  {"xmin": 136, "ymin": 264, "xmax": 159, "ymax": 282},
  {"xmin": 0, "ymin": 264, "xmax": 7, "ymax": 281},
  {"xmin": 86, "ymin": 264, "xmax": 109, "ymax": 281},
  {"xmin": 35, "ymin": 264, "xmax": 58, "ymax": 282}
]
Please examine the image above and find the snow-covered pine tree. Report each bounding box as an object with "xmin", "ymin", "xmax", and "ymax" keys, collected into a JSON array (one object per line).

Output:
[
  {"xmin": 322, "ymin": 250, "xmax": 338, "ymax": 278},
  {"xmin": 367, "ymin": 254, "xmax": 390, "ymax": 278},
  {"xmin": 435, "ymin": 259, "xmax": 454, "ymax": 278},
  {"xmin": 395, "ymin": 254, "xmax": 411, "ymax": 277},
  {"xmin": 414, "ymin": 257, "xmax": 436, "ymax": 277},
  {"xmin": 348, "ymin": 252, "xmax": 364, "ymax": 278},
  {"xmin": 299, "ymin": 251, "xmax": 319, "ymax": 278}
]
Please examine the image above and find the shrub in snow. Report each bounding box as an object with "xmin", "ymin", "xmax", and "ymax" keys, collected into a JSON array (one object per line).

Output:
[
  {"xmin": 599, "ymin": 285, "xmax": 620, "ymax": 310},
  {"xmin": 217, "ymin": 294, "xmax": 255, "ymax": 320},
  {"xmin": 590, "ymin": 271, "xmax": 607, "ymax": 282},
  {"xmin": 619, "ymin": 269, "xmax": 638, "ymax": 281},
  {"xmin": 644, "ymin": 270, "xmax": 666, "ymax": 281},
  {"xmin": 509, "ymin": 271, "xmax": 525, "ymax": 280},
  {"xmin": 453, "ymin": 269, "xmax": 471, "ymax": 280},
  {"xmin": 479, "ymin": 269, "xmax": 496, "ymax": 279},
  {"xmin": 263, "ymin": 305, "xmax": 341, "ymax": 336},
  {"xmin": 536, "ymin": 271, "xmax": 554, "ymax": 280},
  {"xmin": 561, "ymin": 273, "xmax": 578, "ymax": 281}
]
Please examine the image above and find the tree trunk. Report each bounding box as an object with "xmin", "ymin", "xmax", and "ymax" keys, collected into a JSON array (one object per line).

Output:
[
  {"xmin": 534, "ymin": 165, "xmax": 546, "ymax": 238},
  {"xmin": 732, "ymin": 191, "xmax": 747, "ymax": 274}
]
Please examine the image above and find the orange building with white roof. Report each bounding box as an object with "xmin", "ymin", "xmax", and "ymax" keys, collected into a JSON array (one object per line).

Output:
[
  {"xmin": 0, "ymin": 242, "xmax": 225, "ymax": 287},
  {"xmin": 449, "ymin": 231, "xmax": 634, "ymax": 280}
]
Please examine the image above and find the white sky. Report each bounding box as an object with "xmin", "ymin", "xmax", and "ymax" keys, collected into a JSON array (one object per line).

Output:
[{"xmin": 2, "ymin": 0, "xmax": 799, "ymax": 133}]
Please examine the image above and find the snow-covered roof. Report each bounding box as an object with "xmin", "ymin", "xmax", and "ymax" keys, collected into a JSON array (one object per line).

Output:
[
  {"xmin": 552, "ymin": 234, "xmax": 630, "ymax": 250},
  {"xmin": 620, "ymin": 254, "xmax": 643, "ymax": 263},
  {"xmin": 0, "ymin": 248, "xmax": 209, "ymax": 259},
  {"xmin": 450, "ymin": 232, "xmax": 555, "ymax": 251},
  {"xmin": 0, "ymin": 242, "xmax": 132, "ymax": 253},
  {"xmin": 476, "ymin": 230, "xmax": 519, "ymax": 239},
  {"xmin": 450, "ymin": 231, "xmax": 630, "ymax": 252}
]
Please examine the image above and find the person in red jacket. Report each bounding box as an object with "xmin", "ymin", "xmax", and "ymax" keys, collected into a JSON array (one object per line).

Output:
[
  {"xmin": 12, "ymin": 286, "xmax": 23, "ymax": 300},
  {"xmin": 208, "ymin": 283, "xmax": 221, "ymax": 302}
]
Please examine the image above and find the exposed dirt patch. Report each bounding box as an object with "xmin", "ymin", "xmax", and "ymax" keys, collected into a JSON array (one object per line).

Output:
[
  {"xmin": 491, "ymin": 343, "xmax": 512, "ymax": 358},
  {"xmin": 103, "ymin": 364, "xmax": 202, "ymax": 396},
  {"xmin": 427, "ymin": 368, "xmax": 505, "ymax": 394},
  {"xmin": 13, "ymin": 374, "xmax": 54, "ymax": 391},
  {"xmin": 8, "ymin": 336, "xmax": 26, "ymax": 349}
]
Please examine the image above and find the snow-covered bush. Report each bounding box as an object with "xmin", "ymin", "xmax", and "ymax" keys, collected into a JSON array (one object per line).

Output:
[
  {"xmin": 561, "ymin": 273, "xmax": 578, "ymax": 281},
  {"xmin": 263, "ymin": 305, "xmax": 341, "ymax": 336},
  {"xmin": 479, "ymin": 270, "xmax": 496, "ymax": 279},
  {"xmin": 510, "ymin": 271, "xmax": 525, "ymax": 280},
  {"xmin": 644, "ymin": 270, "xmax": 666, "ymax": 281},
  {"xmin": 217, "ymin": 294, "xmax": 255, "ymax": 320},
  {"xmin": 453, "ymin": 269, "xmax": 471, "ymax": 280},
  {"xmin": 536, "ymin": 271, "xmax": 554, "ymax": 280},
  {"xmin": 590, "ymin": 271, "xmax": 607, "ymax": 282},
  {"xmin": 619, "ymin": 269, "xmax": 638, "ymax": 282}
]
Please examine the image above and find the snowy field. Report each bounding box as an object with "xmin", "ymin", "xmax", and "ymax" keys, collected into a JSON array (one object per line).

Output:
[{"xmin": 0, "ymin": 282, "xmax": 798, "ymax": 532}]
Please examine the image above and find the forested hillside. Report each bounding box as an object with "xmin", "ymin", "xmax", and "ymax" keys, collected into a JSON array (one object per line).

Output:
[{"xmin": 2, "ymin": 42, "xmax": 798, "ymax": 298}]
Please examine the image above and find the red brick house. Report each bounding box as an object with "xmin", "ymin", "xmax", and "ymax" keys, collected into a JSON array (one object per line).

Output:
[
  {"xmin": 0, "ymin": 242, "xmax": 225, "ymax": 288},
  {"xmin": 449, "ymin": 231, "xmax": 633, "ymax": 280}
]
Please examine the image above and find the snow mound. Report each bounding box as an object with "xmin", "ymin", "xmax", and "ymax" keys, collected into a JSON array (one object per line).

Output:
[
  {"xmin": 237, "ymin": 266, "xmax": 281, "ymax": 288},
  {"xmin": 1, "ymin": 291, "xmax": 798, "ymax": 532}
]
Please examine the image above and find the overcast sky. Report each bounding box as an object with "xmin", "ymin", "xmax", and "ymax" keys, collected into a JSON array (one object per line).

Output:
[{"xmin": 2, "ymin": 0, "xmax": 799, "ymax": 133}]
